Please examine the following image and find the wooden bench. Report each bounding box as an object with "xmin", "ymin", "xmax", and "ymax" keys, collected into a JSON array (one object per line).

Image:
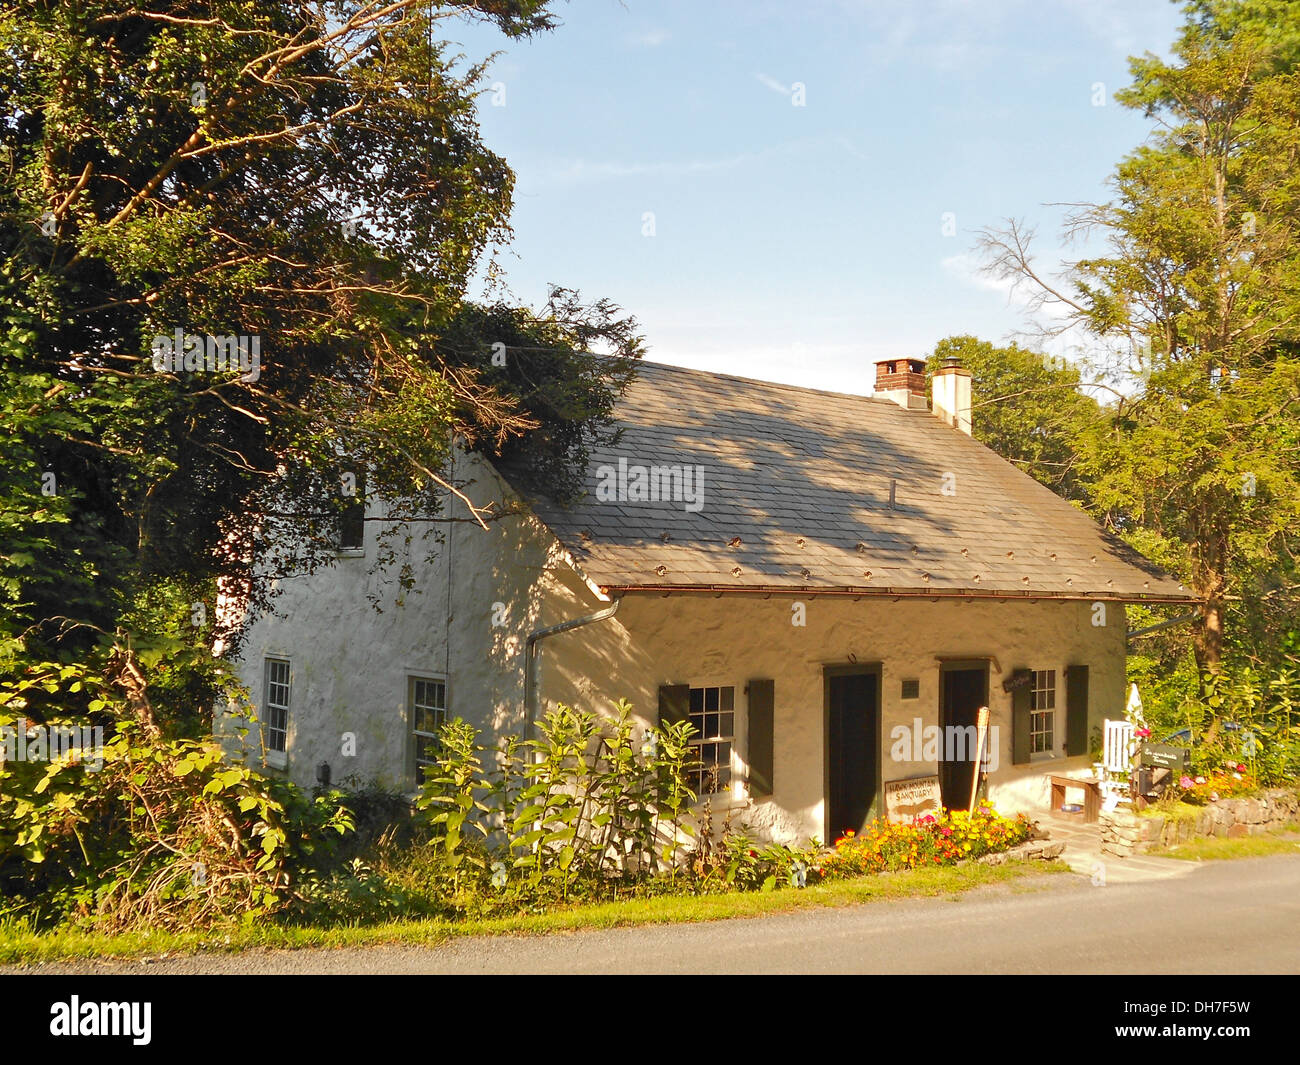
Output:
[{"xmin": 1049, "ymin": 775, "xmax": 1102, "ymax": 823}]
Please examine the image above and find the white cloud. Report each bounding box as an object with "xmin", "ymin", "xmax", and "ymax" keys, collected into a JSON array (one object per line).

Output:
[
  {"xmin": 754, "ymin": 72, "xmax": 792, "ymax": 96},
  {"xmin": 530, "ymin": 137, "xmax": 843, "ymax": 188},
  {"xmin": 631, "ymin": 28, "xmax": 670, "ymax": 47},
  {"xmin": 941, "ymin": 252, "xmax": 1021, "ymax": 298}
]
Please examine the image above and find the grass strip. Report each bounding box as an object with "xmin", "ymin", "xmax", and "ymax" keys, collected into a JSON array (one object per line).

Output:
[
  {"xmin": 1160, "ymin": 823, "xmax": 1300, "ymax": 862},
  {"xmin": 0, "ymin": 859, "xmax": 1066, "ymax": 965}
]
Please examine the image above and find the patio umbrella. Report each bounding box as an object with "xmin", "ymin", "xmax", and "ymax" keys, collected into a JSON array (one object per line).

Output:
[{"xmin": 1125, "ymin": 683, "xmax": 1146, "ymax": 728}]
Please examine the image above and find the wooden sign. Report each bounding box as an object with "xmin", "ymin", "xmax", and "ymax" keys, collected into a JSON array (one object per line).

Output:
[
  {"xmin": 1002, "ymin": 669, "xmax": 1033, "ymax": 694},
  {"xmin": 1140, "ymin": 743, "xmax": 1190, "ymax": 772},
  {"xmin": 885, "ymin": 775, "xmax": 942, "ymax": 824}
]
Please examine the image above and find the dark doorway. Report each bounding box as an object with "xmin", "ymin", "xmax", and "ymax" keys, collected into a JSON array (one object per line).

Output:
[
  {"xmin": 825, "ymin": 668, "xmax": 879, "ymax": 842},
  {"xmin": 939, "ymin": 664, "xmax": 988, "ymax": 810}
]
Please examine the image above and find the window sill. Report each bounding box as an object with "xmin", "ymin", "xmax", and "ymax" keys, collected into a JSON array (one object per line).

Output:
[
  {"xmin": 264, "ymin": 750, "xmax": 288, "ymax": 771},
  {"xmin": 692, "ymin": 793, "xmax": 749, "ymax": 811},
  {"xmin": 334, "ymin": 548, "xmax": 365, "ymax": 559}
]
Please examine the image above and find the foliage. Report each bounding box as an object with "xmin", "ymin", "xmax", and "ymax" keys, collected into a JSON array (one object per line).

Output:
[
  {"xmin": 926, "ymin": 335, "xmax": 1100, "ymax": 505},
  {"xmin": 710, "ymin": 831, "xmax": 822, "ymax": 893},
  {"xmin": 978, "ymin": 0, "xmax": 1300, "ymax": 683},
  {"xmin": 1128, "ymin": 663, "xmax": 1300, "ymax": 784},
  {"xmin": 0, "ymin": 716, "xmax": 352, "ymax": 931},
  {"xmin": 412, "ymin": 701, "xmax": 700, "ymax": 906},
  {"xmin": 0, "ymin": 0, "xmax": 641, "ymax": 734},
  {"xmin": 2, "ymin": 693, "xmax": 1042, "ymax": 932}
]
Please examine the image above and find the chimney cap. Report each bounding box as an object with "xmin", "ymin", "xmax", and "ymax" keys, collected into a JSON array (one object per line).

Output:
[
  {"xmin": 942, "ymin": 355, "xmax": 962, "ymax": 369},
  {"xmin": 874, "ymin": 357, "xmax": 926, "ymax": 373}
]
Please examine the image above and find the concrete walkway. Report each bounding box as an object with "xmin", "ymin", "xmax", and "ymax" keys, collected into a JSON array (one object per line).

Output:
[{"xmin": 1034, "ymin": 810, "xmax": 1194, "ymax": 884}]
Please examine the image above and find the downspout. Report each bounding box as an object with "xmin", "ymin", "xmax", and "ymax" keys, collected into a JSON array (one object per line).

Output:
[{"xmin": 524, "ymin": 597, "xmax": 622, "ymax": 740}]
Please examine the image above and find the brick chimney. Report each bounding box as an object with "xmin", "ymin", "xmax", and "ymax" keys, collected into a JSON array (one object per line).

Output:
[
  {"xmin": 932, "ymin": 354, "xmax": 972, "ymax": 434},
  {"xmin": 873, "ymin": 358, "xmax": 928, "ymax": 411}
]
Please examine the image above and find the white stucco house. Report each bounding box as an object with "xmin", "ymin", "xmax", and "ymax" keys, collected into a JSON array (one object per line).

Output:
[{"xmin": 217, "ymin": 356, "xmax": 1193, "ymax": 843}]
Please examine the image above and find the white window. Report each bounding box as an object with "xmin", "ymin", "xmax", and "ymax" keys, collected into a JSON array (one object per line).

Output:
[
  {"xmin": 263, "ymin": 658, "xmax": 290, "ymax": 761},
  {"xmin": 1030, "ymin": 669, "xmax": 1056, "ymax": 755},
  {"xmin": 688, "ymin": 685, "xmax": 734, "ymax": 795},
  {"xmin": 409, "ymin": 676, "xmax": 447, "ymax": 787},
  {"xmin": 338, "ymin": 472, "xmax": 366, "ymax": 552}
]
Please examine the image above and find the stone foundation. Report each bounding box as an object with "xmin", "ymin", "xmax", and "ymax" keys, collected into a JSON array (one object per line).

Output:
[{"xmin": 1099, "ymin": 788, "xmax": 1299, "ymax": 857}]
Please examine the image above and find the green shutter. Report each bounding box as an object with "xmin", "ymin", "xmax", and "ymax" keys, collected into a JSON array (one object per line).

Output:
[
  {"xmin": 747, "ymin": 679, "xmax": 775, "ymax": 797},
  {"xmin": 1065, "ymin": 665, "xmax": 1089, "ymax": 757},
  {"xmin": 658, "ymin": 684, "xmax": 689, "ymax": 727},
  {"xmin": 1012, "ymin": 682, "xmax": 1032, "ymax": 765}
]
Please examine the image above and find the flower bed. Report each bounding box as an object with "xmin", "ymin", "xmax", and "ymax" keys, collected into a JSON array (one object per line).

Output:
[
  {"xmin": 1177, "ymin": 765, "xmax": 1258, "ymax": 805},
  {"xmin": 817, "ymin": 806, "xmax": 1034, "ymax": 879}
]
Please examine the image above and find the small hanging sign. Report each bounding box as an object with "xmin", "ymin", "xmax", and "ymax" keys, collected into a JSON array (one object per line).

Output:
[{"xmin": 1002, "ymin": 669, "xmax": 1033, "ymax": 694}]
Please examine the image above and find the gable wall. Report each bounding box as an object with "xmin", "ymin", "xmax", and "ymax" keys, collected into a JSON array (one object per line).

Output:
[{"xmin": 216, "ymin": 448, "xmax": 602, "ymax": 791}]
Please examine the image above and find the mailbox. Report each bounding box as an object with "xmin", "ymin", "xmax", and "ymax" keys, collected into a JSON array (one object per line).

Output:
[{"xmin": 1135, "ymin": 766, "xmax": 1173, "ymax": 799}]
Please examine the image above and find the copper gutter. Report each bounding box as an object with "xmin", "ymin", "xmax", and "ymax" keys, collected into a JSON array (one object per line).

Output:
[{"xmin": 599, "ymin": 584, "xmax": 1198, "ymax": 605}]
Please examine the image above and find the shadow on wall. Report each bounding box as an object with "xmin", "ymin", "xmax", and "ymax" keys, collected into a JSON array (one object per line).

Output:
[{"xmin": 482, "ymin": 488, "xmax": 659, "ymax": 737}]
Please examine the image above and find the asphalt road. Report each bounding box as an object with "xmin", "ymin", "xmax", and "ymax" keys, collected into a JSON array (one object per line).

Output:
[{"xmin": 10, "ymin": 855, "xmax": 1300, "ymax": 975}]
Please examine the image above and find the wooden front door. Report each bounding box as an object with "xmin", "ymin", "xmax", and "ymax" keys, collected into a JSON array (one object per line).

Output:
[
  {"xmin": 826, "ymin": 670, "xmax": 879, "ymax": 842},
  {"xmin": 939, "ymin": 665, "xmax": 988, "ymax": 810}
]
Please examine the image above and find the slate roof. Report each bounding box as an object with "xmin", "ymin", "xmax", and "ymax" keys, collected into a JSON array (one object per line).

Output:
[{"xmin": 507, "ymin": 360, "xmax": 1192, "ymax": 602}]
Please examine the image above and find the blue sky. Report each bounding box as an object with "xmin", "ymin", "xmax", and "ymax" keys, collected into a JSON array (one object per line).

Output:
[{"xmin": 450, "ymin": 0, "xmax": 1184, "ymax": 394}]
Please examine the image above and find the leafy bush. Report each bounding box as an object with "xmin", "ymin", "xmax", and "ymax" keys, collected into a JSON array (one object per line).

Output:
[
  {"xmin": 708, "ymin": 831, "xmax": 822, "ymax": 893},
  {"xmin": 411, "ymin": 701, "xmax": 700, "ymax": 904},
  {"xmin": 2, "ymin": 696, "xmax": 1043, "ymax": 934},
  {"xmin": 1133, "ymin": 664, "xmax": 1300, "ymax": 787},
  {"xmin": 0, "ymin": 716, "xmax": 352, "ymax": 931}
]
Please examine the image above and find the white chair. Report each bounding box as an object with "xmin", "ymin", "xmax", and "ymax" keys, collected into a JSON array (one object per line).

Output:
[{"xmin": 1098, "ymin": 718, "xmax": 1136, "ymax": 810}]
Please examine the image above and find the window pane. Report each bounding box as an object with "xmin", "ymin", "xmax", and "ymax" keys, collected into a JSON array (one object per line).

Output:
[
  {"xmin": 409, "ymin": 676, "xmax": 448, "ymax": 786},
  {"xmin": 689, "ymin": 688, "xmax": 704, "ymax": 713},
  {"xmin": 704, "ymin": 687, "xmax": 719, "ymax": 712},
  {"xmin": 720, "ymin": 687, "xmax": 734, "ymax": 712},
  {"xmin": 264, "ymin": 659, "xmax": 290, "ymax": 753}
]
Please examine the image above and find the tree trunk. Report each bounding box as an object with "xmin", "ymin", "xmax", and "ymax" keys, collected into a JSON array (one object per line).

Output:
[{"xmin": 1194, "ymin": 596, "xmax": 1225, "ymax": 675}]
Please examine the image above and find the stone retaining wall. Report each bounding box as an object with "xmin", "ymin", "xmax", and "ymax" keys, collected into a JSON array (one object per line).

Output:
[
  {"xmin": 1100, "ymin": 788, "xmax": 1299, "ymax": 857},
  {"xmin": 977, "ymin": 839, "xmax": 1065, "ymax": 865}
]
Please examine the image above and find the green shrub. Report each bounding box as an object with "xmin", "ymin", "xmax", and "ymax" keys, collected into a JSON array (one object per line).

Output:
[
  {"xmin": 0, "ymin": 715, "xmax": 352, "ymax": 930},
  {"xmin": 413, "ymin": 701, "xmax": 701, "ymax": 903}
]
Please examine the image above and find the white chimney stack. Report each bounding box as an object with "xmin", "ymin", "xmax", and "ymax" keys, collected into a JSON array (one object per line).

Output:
[{"xmin": 932, "ymin": 355, "xmax": 972, "ymax": 434}]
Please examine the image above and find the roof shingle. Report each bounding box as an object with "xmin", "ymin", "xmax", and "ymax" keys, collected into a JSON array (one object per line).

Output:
[{"xmin": 506, "ymin": 361, "xmax": 1191, "ymax": 602}]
